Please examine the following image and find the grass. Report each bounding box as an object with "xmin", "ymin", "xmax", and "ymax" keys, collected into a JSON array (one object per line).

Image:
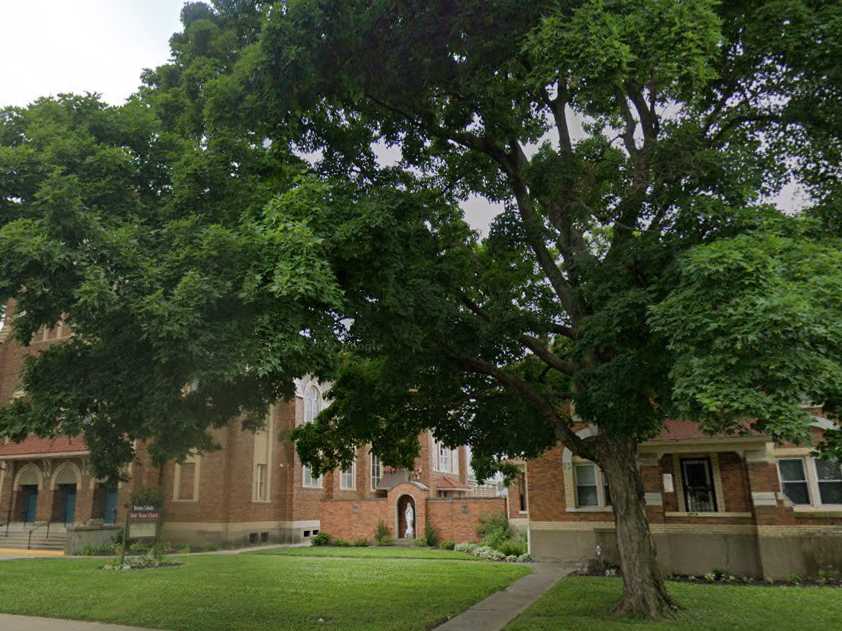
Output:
[
  {"xmin": 506, "ymin": 577, "xmax": 842, "ymax": 630},
  {"xmin": 255, "ymin": 544, "xmax": 477, "ymax": 561},
  {"xmin": 0, "ymin": 552, "xmax": 529, "ymax": 631}
]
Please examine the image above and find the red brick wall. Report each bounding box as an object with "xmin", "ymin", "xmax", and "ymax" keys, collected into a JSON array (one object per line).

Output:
[
  {"xmin": 319, "ymin": 499, "xmax": 390, "ymax": 541},
  {"xmin": 427, "ymin": 497, "xmax": 507, "ymax": 543}
]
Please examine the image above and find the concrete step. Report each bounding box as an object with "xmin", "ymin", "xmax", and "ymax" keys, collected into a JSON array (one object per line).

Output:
[{"xmin": 0, "ymin": 534, "xmax": 67, "ymax": 550}]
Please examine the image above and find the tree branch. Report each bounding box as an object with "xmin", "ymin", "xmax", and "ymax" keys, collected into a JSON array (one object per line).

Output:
[{"xmin": 456, "ymin": 355, "xmax": 591, "ymax": 457}]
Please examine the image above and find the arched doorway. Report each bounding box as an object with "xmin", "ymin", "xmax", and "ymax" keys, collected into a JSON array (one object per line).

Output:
[
  {"xmin": 14, "ymin": 464, "xmax": 42, "ymax": 523},
  {"xmin": 396, "ymin": 495, "xmax": 416, "ymax": 539},
  {"xmin": 52, "ymin": 463, "xmax": 81, "ymax": 525}
]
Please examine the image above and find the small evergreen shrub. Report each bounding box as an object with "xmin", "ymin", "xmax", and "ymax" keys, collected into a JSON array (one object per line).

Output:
[
  {"xmin": 333, "ymin": 538, "xmax": 351, "ymax": 547},
  {"xmin": 423, "ymin": 519, "xmax": 440, "ymax": 547},
  {"xmin": 439, "ymin": 540, "xmax": 456, "ymax": 551},
  {"xmin": 311, "ymin": 532, "xmax": 332, "ymax": 546},
  {"xmin": 353, "ymin": 537, "xmax": 369, "ymax": 547}
]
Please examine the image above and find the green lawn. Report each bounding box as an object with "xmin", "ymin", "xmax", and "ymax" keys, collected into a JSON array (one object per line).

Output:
[
  {"xmin": 0, "ymin": 553, "xmax": 528, "ymax": 631},
  {"xmin": 255, "ymin": 545, "xmax": 477, "ymax": 561},
  {"xmin": 506, "ymin": 577, "xmax": 842, "ymax": 630}
]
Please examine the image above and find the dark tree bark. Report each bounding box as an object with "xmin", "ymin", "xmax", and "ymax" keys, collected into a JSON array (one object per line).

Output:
[{"xmin": 595, "ymin": 436, "xmax": 678, "ymax": 619}]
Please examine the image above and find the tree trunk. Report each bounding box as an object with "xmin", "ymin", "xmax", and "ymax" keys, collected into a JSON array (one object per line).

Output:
[{"xmin": 595, "ymin": 437, "xmax": 678, "ymax": 619}]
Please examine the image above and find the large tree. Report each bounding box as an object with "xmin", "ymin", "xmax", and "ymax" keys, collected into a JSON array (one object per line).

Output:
[{"xmin": 2, "ymin": 0, "xmax": 842, "ymax": 619}]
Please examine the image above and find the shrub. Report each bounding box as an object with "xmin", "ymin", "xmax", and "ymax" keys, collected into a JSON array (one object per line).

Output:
[
  {"xmin": 414, "ymin": 538, "xmax": 428, "ymax": 547},
  {"xmin": 333, "ymin": 538, "xmax": 351, "ymax": 547},
  {"xmin": 311, "ymin": 532, "xmax": 332, "ymax": 546},
  {"xmin": 353, "ymin": 537, "xmax": 369, "ymax": 547},
  {"xmin": 496, "ymin": 536, "xmax": 527, "ymax": 557},
  {"xmin": 374, "ymin": 520, "xmax": 393, "ymax": 546},
  {"xmin": 80, "ymin": 543, "xmax": 117, "ymax": 556},
  {"xmin": 129, "ymin": 542, "xmax": 150, "ymax": 555},
  {"xmin": 423, "ymin": 519, "xmax": 440, "ymax": 547},
  {"xmin": 477, "ymin": 513, "xmax": 513, "ymax": 550},
  {"xmin": 439, "ymin": 540, "xmax": 455, "ymax": 551}
]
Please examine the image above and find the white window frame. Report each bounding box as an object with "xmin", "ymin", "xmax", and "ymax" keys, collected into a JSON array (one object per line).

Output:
[
  {"xmin": 301, "ymin": 384, "xmax": 324, "ymax": 488},
  {"xmin": 432, "ymin": 437, "xmax": 459, "ymax": 474},
  {"xmin": 254, "ymin": 463, "xmax": 268, "ymax": 501},
  {"xmin": 573, "ymin": 462, "xmax": 611, "ymax": 509},
  {"xmin": 777, "ymin": 456, "xmax": 842, "ymax": 509},
  {"xmin": 340, "ymin": 458, "xmax": 356, "ymax": 491},
  {"xmin": 371, "ymin": 453, "xmax": 383, "ymax": 490}
]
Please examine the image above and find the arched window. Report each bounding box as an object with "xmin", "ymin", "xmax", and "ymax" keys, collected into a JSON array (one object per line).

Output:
[
  {"xmin": 302, "ymin": 384, "xmax": 323, "ymax": 488},
  {"xmin": 303, "ymin": 384, "xmax": 322, "ymax": 423}
]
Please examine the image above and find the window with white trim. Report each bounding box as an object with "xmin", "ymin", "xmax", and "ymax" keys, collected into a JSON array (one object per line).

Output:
[
  {"xmin": 778, "ymin": 458, "xmax": 810, "ymax": 505},
  {"xmin": 780, "ymin": 457, "xmax": 842, "ymax": 506},
  {"xmin": 371, "ymin": 453, "xmax": 383, "ymax": 490},
  {"xmin": 252, "ymin": 413, "xmax": 273, "ymax": 502},
  {"xmin": 433, "ymin": 437, "xmax": 459, "ymax": 474},
  {"xmin": 301, "ymin": 384, "xmax": 323, "ymax": 488},
  {"xmin": 816, "ymin": 458, "xmax": 842, "ymax": 504},
  {"xmin": 340, "ymin": 458, "xmax": 356, "ymax": 491},
  {"xmin": 255, "ymin": 464, "xmax": 268, "ymax": 501},
  {"xmin": 574, "ymin": 462, "xmax": 611, "ymax": 508}
]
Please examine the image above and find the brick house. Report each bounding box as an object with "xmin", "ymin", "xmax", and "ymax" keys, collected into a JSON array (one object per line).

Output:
[
  {"xmin": 525, "ymin": 418, "xmax": 842, "ymax": 580},
  {"xmin": 0, "ymin": 301, "xmax": 508, "ymax": 549}
]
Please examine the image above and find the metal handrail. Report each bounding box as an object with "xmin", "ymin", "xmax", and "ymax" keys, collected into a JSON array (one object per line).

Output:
[{"xmin": 26, "ymin": 521, "xmax": 48, "ymax": 550}]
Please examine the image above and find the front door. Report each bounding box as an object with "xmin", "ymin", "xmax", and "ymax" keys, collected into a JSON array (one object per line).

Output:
[
  {"xmin": 21, "ymin": 485, "xmax": 38, "ymax": 522},
  {"xmin": 681, "ymin": 458, "xmax": 717, "ymax": 512},
  {"xmin": 59, "ymin": 484, "xmax": 77, "ymax": 524},
  {"xmin": 103, "ymin": 486, "xmax": 118, "ymax": 524}
]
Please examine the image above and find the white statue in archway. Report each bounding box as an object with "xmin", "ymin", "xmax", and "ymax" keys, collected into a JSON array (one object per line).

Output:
[{"xmin": 404, "ymin": 502, "xmax": 415, "ymax": 539}]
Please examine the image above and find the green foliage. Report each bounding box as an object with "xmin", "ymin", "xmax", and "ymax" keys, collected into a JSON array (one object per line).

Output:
[
  {"xmin": 495, "ymin": 533, "xmax": 528, "ymax": 558},
  {"xmin": 477, "ymin": 513, "xmax": 514, "ymax": 550},
  {"xmin": 333, "ymin": 538, "xmax": 351, "ymax": 548},
  {"xmin": 352, "ymin": 538, "xmax": 369, "ymax": 547},
  {"xmin": 80, "ymin": 543, "xmax": 118, "ymax": 557},
  {"xmin": 130, "ymin": 487, "xmax": 163, "ymax": 509},
  {"xmin": 310, "ymin": 532, "xmax": 331, "ymax": 547},
  {"xmin": 423, "ymin": 519, "xmax": 440, "ymax": 548},
  {"xmin": 439, "ymin": 540, "xmax": 456, "ymax": 551},
  {"xmin": 374, "ymin": 520, "xmax": 393, "ymax": 546}
]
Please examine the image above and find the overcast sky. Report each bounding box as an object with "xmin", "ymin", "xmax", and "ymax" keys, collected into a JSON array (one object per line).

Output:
[
  {"xmin": 0, "ymin": 1, "xmax": 803, "ymax": 229},
  {"xmin": 0, "ymin": 1, "xmax": 182, "ymax": 107}
]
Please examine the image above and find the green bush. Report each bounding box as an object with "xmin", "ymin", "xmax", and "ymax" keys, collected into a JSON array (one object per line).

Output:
[
  {"xmin": 352, "ymin": 537, "xmax": 369, "ymax": 547},
  {"xmin": 311, "ymin": 532, "xmax": 332, "ymax": 546},
  {"xmin": 333, "ymin": 538, "xmax": 351, "ymax": 547},
  {"xmin": 477, "ymin": 513, "xmax": 513, "ymax": 550},
  {"xmin": 80, "ymin": 543, "xmax": 117, "ymax": 556},
  {"xmin": 439, "ymin": 540, "xmax": 456, "ymax": 551},
  {"xmin": 374, "ymin": 520, "xmax": 393, "ymax": 546},
  {"xmin": 496, "ymin": 535, "xmax": 527, "ymax": 557},
  {"xmin": 423, "ymin": 519, "xmax": 440, "ymax": 547},
  {"xmin": 129, "ymin": 542, "xmax": 150, "ymax": 555},
  {"xmin": 414, "ymin": 538, "xmax": 429, "ymax": 547}
]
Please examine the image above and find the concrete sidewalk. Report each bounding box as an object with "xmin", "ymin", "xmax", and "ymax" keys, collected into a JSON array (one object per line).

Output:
[
  {"xmin": 434, "ymin": 562, "xmax": 573, "ymax": 631},
  {"xmin": 0, "ymin": 615, "xmax": 160, "ymax": 631}
]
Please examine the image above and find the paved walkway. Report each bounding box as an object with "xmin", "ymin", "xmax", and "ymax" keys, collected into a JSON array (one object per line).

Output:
[
  {"xmin": 434, "ymin": 562, "xmax": 573, "ymax": 631},
  {"xmin": 0, "ymin": 615, "xmax": 160, "ymax": 631}
]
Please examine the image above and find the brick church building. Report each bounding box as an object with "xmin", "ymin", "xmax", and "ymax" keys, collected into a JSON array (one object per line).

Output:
[{"xmin": 0, "ymin": 300, "xmax": 509, "ymax": 550}]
